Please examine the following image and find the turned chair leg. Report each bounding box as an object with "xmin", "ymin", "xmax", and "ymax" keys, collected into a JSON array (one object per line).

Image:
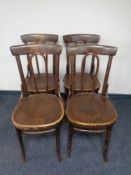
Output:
[
  {"xmin": 67, "ymin": 124, "xmax": 73, "ymax": 158},
  {"xmin": 55, "ymin": 126, "xmax": 61, "ymax": 161},
  {"xmin": 15, "ymin": 128, "xmax": 25, "ymax": 161},
  {"xmin": 103, "ymin": 126, "xmax": 112, "ymax": 162}
]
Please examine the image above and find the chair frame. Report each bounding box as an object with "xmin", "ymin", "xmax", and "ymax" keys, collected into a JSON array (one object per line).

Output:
[
  {"xmin": 10, "ymin": 43, "xmax": 64, "ymax": 161},
  {"xmin": 66, "ymin": 44, "xmax": 118, "ymax": 161}
]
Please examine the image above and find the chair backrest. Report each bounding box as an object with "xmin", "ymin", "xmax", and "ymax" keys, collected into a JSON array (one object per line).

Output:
[
  {"xmin": 63, "ymin": 34, "xmax": 100, "ymax": 46},
  {"xmin": 21, "ymin": 34, "xmax": 58, "ymax": 77},
  {"xmin": 63, "ymin": 34, "xmax": 100, "ymax": 74},
  {"xmin": 10, "ymin": 44, "xmax": 62, "ymax": 96},
  {"xmin": 67, "ymin": 44, "xmax": 117, "ymax": 96},
  {"xmin": 21, "ymin": 34, "xmax": 58, "ymax": 44}
]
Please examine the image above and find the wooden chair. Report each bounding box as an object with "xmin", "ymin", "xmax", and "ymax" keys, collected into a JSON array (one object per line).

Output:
[
  {"xmin": 10, "ymin": 43, "xmax": 64, "ymax": 161},
  {"xmin": 20, "ymin": 34, "xmax": 58, "ymax": 96},
  {"xmin": 63, "ymin": 34, "xmax": 100, "ymax": 96},
  {"xmin": 66, "ymin": 44, "xmax": 118, "ymax": 161}
]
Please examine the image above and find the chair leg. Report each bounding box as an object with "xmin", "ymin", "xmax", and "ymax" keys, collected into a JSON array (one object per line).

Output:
[
  {"xmin": 58, "ymin": 92, "xmax": 64, "ymax": 107},
  {"xmin": 55, "ymin": 126, "xmax": 61, "ymax": 161},
  {"xmin": 95, "ymin": 88, "xmax": 99, "ymax": 93},
  {"xmin": 67, "ymin": 124, "xmax": 73, "ymax": 158},
  {"xmin": 64, "ymin": 87, "xmax": 69, "ymax": 97},
  {"xmin": 103, "ymin": 126, "xmax": 112, "ymax": 162},
  {"xmin": 15, "ymin": 128, "xmax": 25, "ymax": 161}
]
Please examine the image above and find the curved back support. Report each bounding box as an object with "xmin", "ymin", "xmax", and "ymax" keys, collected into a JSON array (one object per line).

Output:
[
  {"xmin": 81, "ymin": 53, "xmax": 99, "ymax": 93},
  {"xmin": 63, "ymin": 34, "xmax": 100, "ymax": 75},
  {"xmin": 67, "ymin": 44, "xmax": 117, "ymax": 96},
  {"xmin": 10, "ymin": 44, "xmax": 62, "ymax": 96},
  {"xmin": 21, "ymin": 34, "xmax": 58, "ymax": 75}
]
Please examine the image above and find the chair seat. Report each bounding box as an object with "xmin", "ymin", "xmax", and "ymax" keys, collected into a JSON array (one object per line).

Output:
[
  {"xmin": 26, "ymin": 73, "xmax": 56, "ymax": 92},
  {"xmin": 66, "ymin": 93, "xmax": 117, "ymax": 129},
  {"xmin": 12, "ymin": 94, "xmax": 64, "ymax": 131},
  {"xmin": 64, "ymin": 73, "xmax": 100, "ymax": 92}
]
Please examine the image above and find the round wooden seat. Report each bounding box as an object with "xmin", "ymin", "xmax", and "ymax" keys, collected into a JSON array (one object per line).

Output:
[
  {"xmin": 25, "ymin": 73, "xmax": 56, "ymax": 93},
  {"xmin": 12, "ymin": 94, "xmax": 64, "ymax": 131},
  {"xmin": 66, "ymin": 93, "xmax": 117, "ymax": 129},
  {"xmin": 64, "ymin": 73, "xmax": 100, "ymax": 92}
]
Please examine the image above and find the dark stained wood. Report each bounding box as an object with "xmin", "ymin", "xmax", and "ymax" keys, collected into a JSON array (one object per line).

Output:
[
  {"xmin": 20, "ymin": 34, "xmax": 58, "ymax": 95},
  {"xmin": 81, "ymin": 53, "xmax": 99, "ymax": 93},
  {"xmin": 66, "ymin": 44, "xmax": 118, "ymax": 161},
  {"xmin": 12, "ymin": 94, "xmax": 64, "ymax": 131},
  {"xmin": 25, "ymin": 73, "xmax": 56, "ymax": 93},
  {"xmin": 63, "ymin": 34, "xmax": 100, "ymax": 95},
  {"xmin": 103, "ymin": 126, "xmax": 112, "ymax": 161},
  {"xmin": 11, "ymin": 43, "xmax": 61, "ymax": 55},
  {"xmin": 66, "ymin": 93, "xmax": 117, "ymax": 130},
  {"xmin": 15, "ymin": 128, "xmax": 25, "ymax": 161},
  {"xmin": 67, "ymin": 124, "xmax": 73, "ymax": 158},
  {"xmin": 21, "ymin": 34, "xmax": 58, "ymax": 44},
  {"xmin": 10, "ymin": 44, "xmax": 62, "ymax": 96},
  {"xmin": 67, "ymin": 44, "xmax": 117, "ymax": 55},
  {"xmin": 64, "ymin": 73, "xmax": 100, "ymax": 93},
  {"xmin": 55, "ymin": 126, "xmax": 61, "ymax": 161},
  {"xmin": 10, "ymin": 44, "xmax": 64, "ymax": 161},
  {"xmin": 66, "ymin": 45, "xmax": 117, "ymax": 96},
  {"xmin": 63, "ymin": 34, "xmax": 100, "ymax": 45}
]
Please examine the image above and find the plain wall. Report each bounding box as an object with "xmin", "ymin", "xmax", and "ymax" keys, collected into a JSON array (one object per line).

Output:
[{"xmin": 0, "ymin": 0, "xmax": 131, "ymax": 94}]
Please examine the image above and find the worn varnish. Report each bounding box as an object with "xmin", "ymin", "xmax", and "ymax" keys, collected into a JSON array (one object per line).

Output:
[
  {"xmin": 66, "ymin": 93, "xmax": 117, "ymax": 129},
  {"xmin": 12, "ymin": 94, "xmax": 64, "ymax": 131}
]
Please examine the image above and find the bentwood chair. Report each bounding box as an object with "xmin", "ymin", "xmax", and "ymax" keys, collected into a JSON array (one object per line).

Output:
[
  {"xmin": 10, "ymin": 44, "xmax": 64, "ymax": 161},
  {"xmin": 63, "ymin": 34, "xmax": 100, "ymax": 96},
  {"xmin": 20, "ymin": 34, "xmax": 58, "ymax": 96},
  {"xmin": 66, "ymin": 44, "xmax": 118, "ymax": 161}
]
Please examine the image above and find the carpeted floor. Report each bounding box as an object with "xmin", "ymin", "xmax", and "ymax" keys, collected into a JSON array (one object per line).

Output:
[{"xmin": 0, "ymin": 92, "xmax": 131, "ymax": 175}]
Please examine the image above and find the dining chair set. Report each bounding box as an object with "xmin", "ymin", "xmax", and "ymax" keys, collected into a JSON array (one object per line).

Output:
[{"xmin": 10, "ymin": 33, "xmax": 118, "ymax": 162}]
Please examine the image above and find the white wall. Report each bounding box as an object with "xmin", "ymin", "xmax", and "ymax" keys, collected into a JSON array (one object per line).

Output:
[{"xmin": 0, "ymin": 0, "xmax": 131, "ymax": 94}]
